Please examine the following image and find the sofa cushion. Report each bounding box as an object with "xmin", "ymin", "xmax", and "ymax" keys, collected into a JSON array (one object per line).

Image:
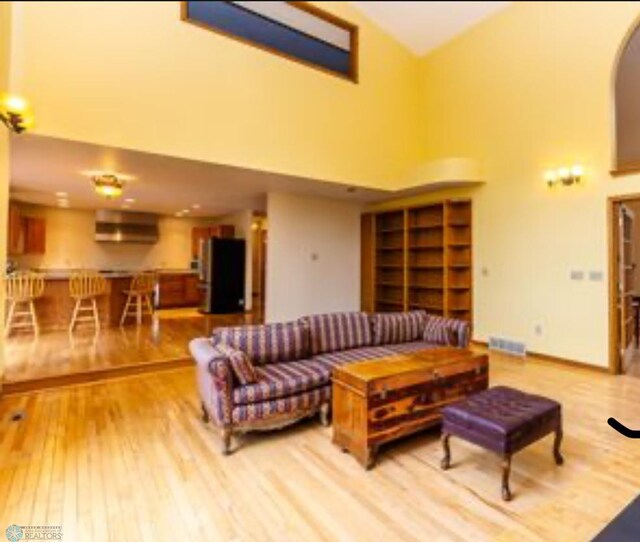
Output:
[
  {"xmin": 216, "ymin": 343, "xmax": 258, "ymax": 385},
  {"xmin": 423, "ymin": 315, "xmax": 469, "ymax": 347},
  {"xmin": 301, "ymin": 312, "xmax": 372, "ymax": 355},
  {"xmin": 313, "ymin": 345, "xmax": 402, "ymax": 370},
  {"xmin": 232, "ymin": 359, "xmax": 330, "ymax": 405},
  {"xmin": 212, "ymin": 321, "xmax": 310, "ymax": 365},
  {"xmin": 232, "ymin": 386, "xmax": 331, "ymax": 424},
  {"xmin": 381, "ymin": 341, "xmax": 438, "ymax": 355},
  {"xmin": 371, "ymin": 310, "xmax": 427, "ymax": 345}
]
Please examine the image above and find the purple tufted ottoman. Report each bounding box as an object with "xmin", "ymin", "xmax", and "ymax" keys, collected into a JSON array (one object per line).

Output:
[{"xmin": 440, "ymin": 386, "xmax": 563, "ymax": 501}]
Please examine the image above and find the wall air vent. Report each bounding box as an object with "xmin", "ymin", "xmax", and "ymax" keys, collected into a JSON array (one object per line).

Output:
[
  {"xmin": 488, "ymin": 337, "xmax": 527, "ymax": 357},
  {"xmin": 181, "ymin": 1, "xmax": 358, "ymax": 82}
]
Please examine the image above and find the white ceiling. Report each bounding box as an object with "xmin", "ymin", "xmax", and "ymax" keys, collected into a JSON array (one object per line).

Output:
[
  {"xmin": 9, "ymin": 135, "xmax": 387, "ymax": 217},
  {"xmin": 351, "ymin": 2, "xmax": 511, "ymax": 55}
]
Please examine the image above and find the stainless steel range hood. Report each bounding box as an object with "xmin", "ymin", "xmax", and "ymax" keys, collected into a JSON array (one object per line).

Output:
[{"xmin": 95, "ymin": 210, "xmax": 159, "ymax": 244}]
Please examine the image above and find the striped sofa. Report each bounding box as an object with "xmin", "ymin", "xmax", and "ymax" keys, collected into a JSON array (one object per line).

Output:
[{"xmin": 190, "ymin": 310, "xmax": 470, "ymax": 453}]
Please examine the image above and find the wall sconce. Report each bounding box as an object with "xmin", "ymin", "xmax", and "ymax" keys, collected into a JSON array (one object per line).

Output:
[
  {"xmin": 0, "ymin": 93, "xmax": 34, "ymax": 134},
  {"xmin": 545, "ymin": 165, "xmax": 583, "ymax": 187}
]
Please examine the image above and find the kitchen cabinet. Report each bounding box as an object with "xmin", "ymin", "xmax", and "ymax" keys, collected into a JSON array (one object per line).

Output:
[
  {"xmin": 8, "ymin": 203, "xmax": 21, "ymax": 255},
  {"xmin": 191, "ymin": 224, "xmax": 235, "ymax": 259},
  {"xmin": 184, "ymin": 274, "xmax": 202, "ymax": 306},
  {"xmin": 8, "ymin": 204, "xmax": 47, "ymax": 255},
  {"xmin": 24, "ymin": 217, "xmax": 46, "ymax": 254},
  {"xmin": 157, "ymin": 273, "xmax": 202, "ymax": 309}
]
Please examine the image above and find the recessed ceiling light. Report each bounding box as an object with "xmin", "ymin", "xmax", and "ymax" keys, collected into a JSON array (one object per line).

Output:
[
  {"xmin": 124, "ymin": 198, "xmax": 135, "ymax": 203},
  {"xmin": 181, "ymin": 209, "xmax": 190, "ymax": 214},
  {"xmin": 55, "ymin": 191, "xmax": 68, "ymax": 198},
  {"xmin": 191, "ymin": 204, "xmax": 200, "ymax": 209}
]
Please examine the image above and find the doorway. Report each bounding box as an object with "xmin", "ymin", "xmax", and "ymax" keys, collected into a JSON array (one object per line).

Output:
[{"xmin": 609, "ymin": 195, "xmax": 640, "ymax": 375}]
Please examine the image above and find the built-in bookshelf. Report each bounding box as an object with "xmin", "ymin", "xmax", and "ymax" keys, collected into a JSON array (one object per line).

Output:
[
  {"xmin": 362, "ymin": 199, "xmax": 473, "ymax": 323},
  {"xmin": 374, "ymin": 210, "xmax": 406, "ymax": 312}
]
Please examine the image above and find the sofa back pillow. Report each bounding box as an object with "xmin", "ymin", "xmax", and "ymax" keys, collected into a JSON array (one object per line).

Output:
[
  {"xmin": 423, "ymin": 315, "xmax": 470, "ymax": 347},
  {"xmin": 300, "ymin": 312, "xmax": 372, "ymax": 355},
  {"xmin": 215, "ymin": 343, "xmax": 259, "ymax": 385},
  {"xmin": 212, "ymin": 321, "xmax": 310, "ymax": 365},
  {"xmin": 372, "ymin": 310, "xmax": 427, "ymax": 345}
]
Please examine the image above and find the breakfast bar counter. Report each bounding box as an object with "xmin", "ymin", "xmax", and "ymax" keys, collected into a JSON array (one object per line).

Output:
[{"xmin": 36, "ymin": 274, "xmax": 135, "ymax": 330}]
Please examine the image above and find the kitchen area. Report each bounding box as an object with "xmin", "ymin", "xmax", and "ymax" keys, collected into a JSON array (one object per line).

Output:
[{"xmin": 4, "ymin": 198, "xmax": 265, "ymax": 390}]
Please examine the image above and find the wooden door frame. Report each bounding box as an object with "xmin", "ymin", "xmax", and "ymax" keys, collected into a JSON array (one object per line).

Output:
[{"xmin": 608, "ymin": 193, "xmax": 640, "ymax": 374}]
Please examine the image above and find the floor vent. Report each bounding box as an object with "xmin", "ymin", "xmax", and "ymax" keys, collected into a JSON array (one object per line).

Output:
[{"xmin": 488, "ymin": 337, "xmax": 527, "ymax": 357}]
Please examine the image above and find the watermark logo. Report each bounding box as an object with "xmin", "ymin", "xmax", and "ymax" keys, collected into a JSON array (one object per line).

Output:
[
  {"xmin": 4, "ymin": 525, "xmax": 62, "ymax": 541},
  {"xmin": 5, "ymin": 525, "xmax": 23, "ymax": 542}
]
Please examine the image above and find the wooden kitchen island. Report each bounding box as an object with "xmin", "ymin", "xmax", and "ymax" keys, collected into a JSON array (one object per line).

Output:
[{"xmin": 37, "ymin": 273, "xmax": 135, "ymax": 330}]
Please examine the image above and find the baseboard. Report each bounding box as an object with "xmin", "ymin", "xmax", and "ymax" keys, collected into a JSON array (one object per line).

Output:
[
  {"xmin": 471, "ymin": 340, "xmax": 611, "ymax": 374},
  {"xmin": 2, "ymin": 357, "xmax": 193, "ymax": 395}
]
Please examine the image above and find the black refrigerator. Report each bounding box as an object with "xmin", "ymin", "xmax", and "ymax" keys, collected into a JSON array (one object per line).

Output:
[{"xmin": 199, "ymin": 237, "xmax": 246, "ymax": 314}]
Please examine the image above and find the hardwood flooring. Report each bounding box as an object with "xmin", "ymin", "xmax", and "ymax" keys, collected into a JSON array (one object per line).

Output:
[
  {"xmin": 0, "ymin": 351, "xmax": 636, "ymax": 541},
  {"xmin": 3, "ymin": 310, "xmax": 261, "ymax": 388}
]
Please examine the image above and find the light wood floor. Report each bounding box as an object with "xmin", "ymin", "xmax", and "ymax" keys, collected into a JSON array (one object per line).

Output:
[
  {"xmin": 4, "ymin": 310, "xmax": 261, "ymax": 385},
  {"xmin": 0, "ymin": 351, "xmax": 637, "ymax": 541}
]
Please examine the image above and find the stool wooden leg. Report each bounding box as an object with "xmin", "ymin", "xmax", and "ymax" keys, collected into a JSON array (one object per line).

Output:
[
  {"xmin": 145, "ymin": 294, "xmax": 154, "ymax": 316},
  {"xmin": 136, "ymin": 295, "xmax": 142, "ymax": 325},
  {"xmin": 69, "ymin": 299, "xmax": 80, "ymax": 332},
  {"xmin": 5, "ymin": 300, "xmax": 16, "ymax": 338},
  {"xmin": 501, "ymin": 455, "xmax": 512, "ymax": 501},
  {"xmin": 120, "ymin": 295, "xmax": 131, "ymax": 326},
  {"xmin": 553, "ymin": 427, "xmax": 564, "ymax": 466},
  {"xmin": 29, "ymin": 300, "xmax": 39, "ymax": 336},
  {"xmin": 441, "ymin": 433, "xmax": 451, "ymax": 470},
  {"xmin": 92, "ymin": 298, "xmax": 100, "ymax": 329}
]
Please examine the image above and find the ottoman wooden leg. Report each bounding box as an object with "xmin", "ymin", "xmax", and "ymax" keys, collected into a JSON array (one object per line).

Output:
[
  {"xmin": 441, "ymin": 433, "xmax": 451, "ymax": 470},
  {"xmin": 501, "ymin": 455, "xmax": 512, "ymax": 501},
  {"xmin": 553, "ymin": 426, "xmax": 564, "ymax": 466}
]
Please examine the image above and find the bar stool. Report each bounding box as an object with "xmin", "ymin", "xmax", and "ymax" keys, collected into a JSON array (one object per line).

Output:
[
  {"xmin": 120, "ymin": 272, "xmax": 156, "ymax": 326},
  {"xmin": 4, "ymin": 272, "xmax": 45, "ymax": 337},
  {"xmin": 69, "ymin": 271, "xmax": 107, "ymax": 331}
]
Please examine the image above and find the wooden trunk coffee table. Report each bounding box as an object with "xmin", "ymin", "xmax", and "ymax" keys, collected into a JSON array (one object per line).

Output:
[{"xmin": 332, "ymin": 347, "xmax": 489, "ymax": 469}]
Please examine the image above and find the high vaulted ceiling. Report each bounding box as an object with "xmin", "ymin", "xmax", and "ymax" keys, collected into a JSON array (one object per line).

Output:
[{"xmin": 351, "ymin": 2, "xmax": 511, "ymax": 56}]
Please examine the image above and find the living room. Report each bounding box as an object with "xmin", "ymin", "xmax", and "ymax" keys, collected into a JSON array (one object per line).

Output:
[{"xmin": 1, "ymin": 2, "xmax": 640, "ymax": 541}]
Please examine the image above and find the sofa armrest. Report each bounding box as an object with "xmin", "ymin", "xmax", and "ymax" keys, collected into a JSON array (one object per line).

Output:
[
  {"xmin": 189, "ymin": 338, "xmax": 234, "ymax": 427},
  {"xmin": 423, "ymin": 316, "xmax": 471, "ymax": 348}
]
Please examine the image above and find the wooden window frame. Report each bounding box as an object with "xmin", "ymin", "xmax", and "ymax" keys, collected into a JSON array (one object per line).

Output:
[{"xmin": 180, "ymin": 1, "xmax": 359, "ymax": 83}]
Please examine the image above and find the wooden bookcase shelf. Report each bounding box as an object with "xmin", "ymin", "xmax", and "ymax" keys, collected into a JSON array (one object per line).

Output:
[{"xmin": 362, "ymin": 199, "xmax": 473, "ymax": 323}]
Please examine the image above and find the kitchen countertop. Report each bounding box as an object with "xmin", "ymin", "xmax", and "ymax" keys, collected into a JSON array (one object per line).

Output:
[{"xmin": 16, "ymin": 269, "xmax": 198, "ymax": 280}]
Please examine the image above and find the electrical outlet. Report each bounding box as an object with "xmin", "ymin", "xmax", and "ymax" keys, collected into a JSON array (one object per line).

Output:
[
  {"xmin": 589, "ymin": 271, "xmax": 603, "ymax": 282},
  {"xmin": 481, "ymin": 267, "xmax": 489, "ymax": 277},
  {"xmin": 570, "ymin": 270, "xmax": 584, "ymax": 281},
  {"xmin": 534, "ymin": 324, "xmax": 543, "ymax": 336}
]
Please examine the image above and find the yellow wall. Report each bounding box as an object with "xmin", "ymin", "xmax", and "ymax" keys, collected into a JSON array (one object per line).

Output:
[
  {"xmin": 15, "ymin": 1, "xmax": 422, "ymax": 190},
  {"xmin": 373, "ymin": 2, "xmax": 640, "ymax": 367},
  {"xmin": 0, "ymin": 1, "xmax": 11, "ymax": 381}
]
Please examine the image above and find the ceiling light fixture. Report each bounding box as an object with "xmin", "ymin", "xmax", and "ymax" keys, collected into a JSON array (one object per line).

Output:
[
  {"xmin": 0, "ymin": 93, "xmax": 34, "ymax": 134},
  {"xmin": 93, "ymin": 173, "xmax": 124, "ymax": 199},
  {"xmin": 191, "ymin": 204, "xmax": 201, "ymax": 210},
  {"xmin": 124, "ymin": 197, "xmax": 135, "ymax": 204},
  {"xmin": 55, "ymin": 191, "xmax": 68, "ymax": 198}
]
